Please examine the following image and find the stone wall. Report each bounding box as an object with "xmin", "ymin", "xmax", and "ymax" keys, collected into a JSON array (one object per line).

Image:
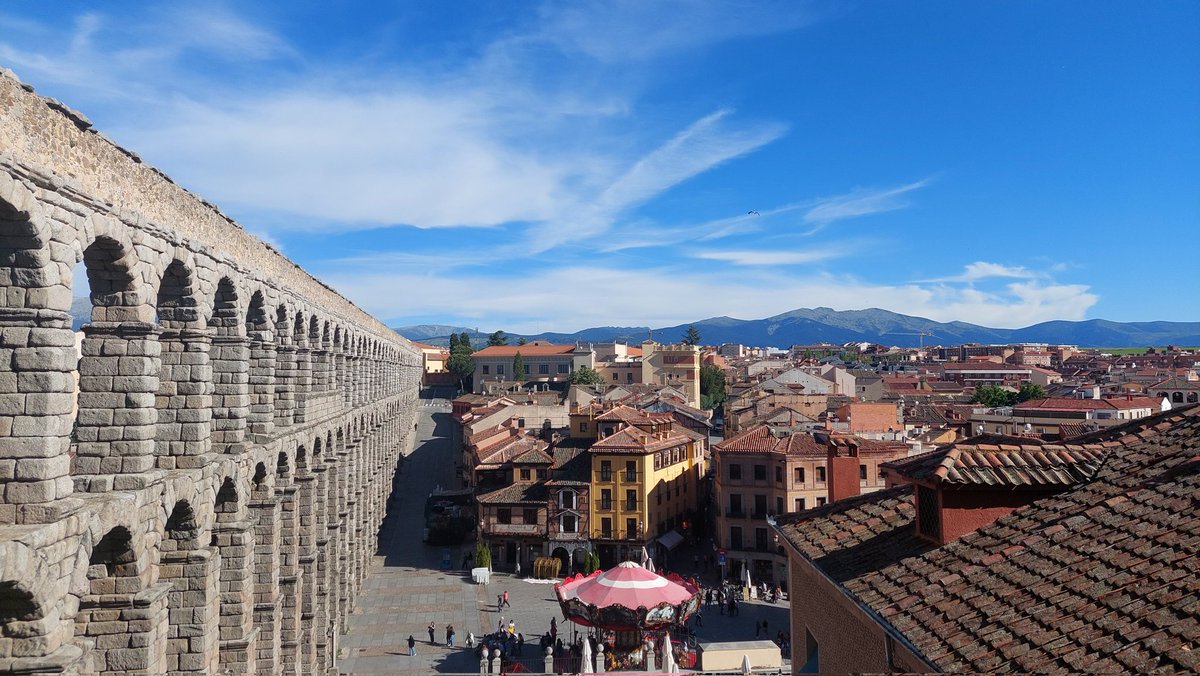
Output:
[{"xmin": 0, "ymin": 69, "xmax": 422, "ymax": 674}]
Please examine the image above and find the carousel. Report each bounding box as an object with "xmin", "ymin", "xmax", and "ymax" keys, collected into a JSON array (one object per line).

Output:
[{"xmin": 555, "ymin": 561, "xmax": 703, "ymax": 671}]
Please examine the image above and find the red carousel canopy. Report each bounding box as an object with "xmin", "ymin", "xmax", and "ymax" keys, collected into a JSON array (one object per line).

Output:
[{"xmin": 555, "ymin": 562, "xmax": 702, "ymax": 630}]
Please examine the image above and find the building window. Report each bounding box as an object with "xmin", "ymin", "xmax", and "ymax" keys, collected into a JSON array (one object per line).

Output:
[
  {"xmin": 580, "ymin": 422, "xmax": 589, "ymax": 432},
  {"xmin": 859, "ymin": 464, "xmax": 867, "ymax": 481},
  {"xmin": 754, "ymin": 494, "xmax": 767, "ymax": 519},
  {"xmin": 917, "ymin": 485, "xmax": 941, "ymax": 541},
  {"xmin": 497, "ymin": 509, "xmax": 511, "ymax": 524},
  {"xmin": 755, "ymin": 527, "xmax": 769, "ymax": 551},
  {"xmin": 776, "ymin": 497, "xmax": 784, "ymax": 514},
  {"xmin": 523, "ymin": 508, "xmax": 537, "ymax": 524},
  {"xmin": 517, "ymin": 418, "xmax": 526, "ymax": 427},
  {"xmin": 601, "ymin": 517, "xmax": 612, "ymax": 538},
  {"xmin": 794, "ymin": 467, "xmax": 805, "ymax": 484},
  {"xmin": 625, "ymin": 518, "xmax": 638, "ymax": 540},
  {"xmin": 816, "ymin": 466, "xmax": 826, "ymax": 483},
  {"xmin": 625, "ymin": 461, "xmax": 637, "ymax": 481},
  {"xmin": 794, "ymin": 497, "xmax": 806, "ymax": 511},
  {"xmin": 625, "ymin": 490, "xmax": 637, "ymax": 510},
  {"xmin": 803, "ymin": 629, "xmax": 820, "ymax": 673},
  {"xmin": 539, "ymin": 364, "xmax": 549, "ymax": 375},
  {"xmin": 816, "ymin": 497, "xmax": 827, "ymax": 507},
  {"xmin": 600, "ymin": 489, "xmax": 612, "ymax": 510},
  {"xmin": 627, "ymin": 372, "xmax": 634, "ymax": 382},
  {"xmin": 561, "ymin": 513, "xmax": 578, "ymax": 533},
  {"xmin": 728, "ymin": 464, "xmax": 742, "ymax": 481},
  {"xmin": 559, "ymin": 490, "xmax": 576, "ymax": 510},
  {"xmin": 729, "ymin": 494, "xmax": 742, "ymax": 516},
  {"xmin": 600, "ymin": 461, "xmax": 611, "ymax": 482},
  {"xmin": 613, "ymin": 373, "xmax": 619, "ymax": 381},
  {"xmin": 519, "ymin": 468, "xmax": 531, "ymax": 480},
  {"xmin": 730, "ymin": 526, "xmax": 743, "ymax": 549},
  {"xmin": 754, "ymin": 464, "xmax": 767, "ymax": 481},
  {"xmin": 537, "ymin": 469, "xmax": 547, "ymax": 480},
  {"xmin": 497, "ymin": 364, "xmax": 505, "ymax": 375},
  {"xmin": 482, "ymin": 365, "xmax": 490, "ymax": 374},
  {"xmin": 775, "ymin": 466, "xmax": 783, "ymax": 484}
]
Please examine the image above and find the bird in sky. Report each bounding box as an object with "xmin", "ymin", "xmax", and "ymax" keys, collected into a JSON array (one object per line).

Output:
[{"xmin": 747, "ymin": 210, "xmax": 760, "ymax": 216}]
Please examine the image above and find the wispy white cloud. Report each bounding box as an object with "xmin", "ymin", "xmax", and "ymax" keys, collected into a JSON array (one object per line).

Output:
[
  {"xmin": 921, "ymin": 261, "xmax": 1039, "ymax": 283},
  {"xmin": 801, "ymin": 179, "xmax": 931, "ymax": 234},
  {"xmin": 689, "ymin": 247, "xmax": 849, "ymax": 266}
]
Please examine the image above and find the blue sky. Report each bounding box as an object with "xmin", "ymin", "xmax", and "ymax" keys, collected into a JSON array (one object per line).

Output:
[{"xmin": 3, "ymin": 1, "xmax": 1197, "ymax": 332}]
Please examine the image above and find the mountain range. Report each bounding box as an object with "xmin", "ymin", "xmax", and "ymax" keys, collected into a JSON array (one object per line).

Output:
[{"xmin": 394, "ymin": 307, "xmax": 1200, "ymax": 349}]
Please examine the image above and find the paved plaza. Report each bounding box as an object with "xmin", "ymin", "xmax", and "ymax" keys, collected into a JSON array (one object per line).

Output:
[{"xmin": 336, "ymin": 389, "xmax": 791, "ymax": 674}]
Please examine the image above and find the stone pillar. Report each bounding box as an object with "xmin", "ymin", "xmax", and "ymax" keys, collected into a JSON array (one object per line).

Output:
[
  {"xmin": 273, "ymin": 345, "xmax": 296, "ymax": 428},
  {"xmin": 249, "ymin": 491, "xmax": 281, "ymax": 675},
  {"xmin": 155, "ymin": 327, "xmax": 213, "ymax": 470},
  {"xmin": 161, "ymin": 546, "xmax": 221, "ymax": 675},
  {"xmin": 295, "ymin": 472, "xmax": 317, "ymax": 673},
  {"xmin": 214, "ymin": 518, "xmax": 257, "ymax": 671},
  {"xmin": 210, "ymin": 334, "xmax": 250, "ymax": 453},
  {"xmin": 0, "ymin": 307, "xmax": 77, "ymax": 524},
  {"xmin": 543, "ymin": 646, "xmax": 554, "ymax": 674},
  {"xmin": 276, "ymin": 483, "xmax": 300, "ymax": 672},
  {"xmin": 334, "ymin": 350, "xmax": 348, "ymax": 410},
  {"xmin": 73, "ymin": 321, "xmax": 160, "ymax": 492},
  {"xmin": 293, "ymin": 345, "xmax": 312, "ymax": 423},
  {"xmin": 76, "ymin": 582, "xmax": 172, "ymax": 675},
  {"xmin": 335, "ymin": 442, "xmax": 352, "ymax": 631},
  {"xmin": 312, "ymin": 462, "xmax": 333, "ymax": 671},
  {"xmin": 246, "ymin": 330, "xmax": 276, "ymax": 444}
]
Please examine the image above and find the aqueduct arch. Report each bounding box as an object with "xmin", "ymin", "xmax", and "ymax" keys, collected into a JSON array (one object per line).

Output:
[{"xmin": 0, "ymin": 70, "xmax": 421, "ymax": 673}]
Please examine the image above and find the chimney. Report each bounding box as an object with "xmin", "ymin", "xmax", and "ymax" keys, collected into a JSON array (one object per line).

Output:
[{"xmin": 826, "ymin": 437, "xmax": 861, "ymax": 503}]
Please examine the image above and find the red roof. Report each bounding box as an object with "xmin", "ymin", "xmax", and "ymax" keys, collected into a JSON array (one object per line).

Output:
[
  {"xmin": 1015, "ymin": 396, "xmax": 1163, "ymax": 411},
  {"xmin": 472, "ymin": 344, "xmax": 576, "ymax": 357}
]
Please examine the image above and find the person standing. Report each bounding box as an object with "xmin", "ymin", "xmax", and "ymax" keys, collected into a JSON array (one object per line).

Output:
[
  {"xmin": 502, "ymin": 590, "xmax": 511, "ymax": 608},
  {"xmin": 447, "ymin": 624, "xmax": 456, "ymax": 647},
  {"xmin": 497, "ymin": 594, "xmax": 504, "ymax": 612},
  {"xmin": 407, "ymin": 635, "xmax": 416, "ymax": 657},
  {"xmin": 550, "ymin": 617, "xmax": 558, "ymax": 642},
  {"xmin": 428, "ymin": 621, "xmax": 436, "ymax": 645}
]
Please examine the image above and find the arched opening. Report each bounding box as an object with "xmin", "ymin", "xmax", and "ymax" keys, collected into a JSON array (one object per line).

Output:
[
  {"xmin": 76, "ymin": 527, "xmax": 161, "ymax": 673},
  {"xmin": 1188, "ymin": 392, "xmax": 1198, "ymax": 404},
  {"xmin": 552, "ymin": 547, "xmax": 570, "ymax": 577},
  {"xmin": 209, "ymin": 277, "xmax": 249, "ymax": 451},
  {"xmin": 73, "ymin": 236, "xmax": 155, "ymax": 485},
  {"xmin": 155, "ymin": 260, "xmax": 211, "ymax": 467},
  {"xmin": 1173, "ymin": 392, "xmax": 1184, "ymax": 404},
  {"xmin": 161, "ymin": 500, "xmax": 219, "ymax": 673}
]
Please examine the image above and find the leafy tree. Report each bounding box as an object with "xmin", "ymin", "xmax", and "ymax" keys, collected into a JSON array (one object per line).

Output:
[
  {"xmin": 475, "ymin": 540, "xmax": 492, "ymax": 570},
  {"xmin": 512, "ymin": 352, "xmax": 525, "ymax": 382},
  {"xmin": 488, "ymin": 330, "xmax": 508, "ymax": 347},
  {"xmin": 699, "ymin": 363, "xmax": 726, "ymax": 410},
  {"xmin": 517, "ymin": 337, "xmax": 528, "ymax": 346},
  {"xmin": 447, "ymin": 352, "xmax": 474, "ymax": 390},
  {"xmin": 457, "ymin": 332, "xmax": 472, "ymax": 352},
  {"xmin": 682, "ymin": 324, "xmax": 701, "ymax": 346},
  {"xmin": 449, "ymin": 333, "xmax": 460, "ymax": 351},
  {"xmin": 569, "ymin": 365, "xmax": 604, "ymax": 385},
  {"xmin": 583, "ymin": 550, "xmax": 600, "ymax": 574},
  {"xmin": 972, "ymin": 384, "xmax": 1018, "ymax": 408},
  {"xmin": 1016, "ymin": 382, "xmax": 1046, "ymax": 402}
]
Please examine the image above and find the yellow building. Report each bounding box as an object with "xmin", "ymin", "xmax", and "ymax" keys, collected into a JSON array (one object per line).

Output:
[
  {"xmin": 586, "ymin": 405, "xmax": 704, "ymax": 567},
  {"xmin": 641, "ymin": 341, "xmax": 701, "ymax": 406}
]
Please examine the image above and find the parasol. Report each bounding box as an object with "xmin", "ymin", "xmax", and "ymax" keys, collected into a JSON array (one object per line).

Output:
[
  {"xmin": 556, "ymin": 562, "xmax": 702, "ymax": 630},
  {"xmin": 663, "ymin": 631, "xmax": 678, "ymax": 673},
  {"xmin": 581, "ymin": 635, "xmax": 594, "ymax": 674}
]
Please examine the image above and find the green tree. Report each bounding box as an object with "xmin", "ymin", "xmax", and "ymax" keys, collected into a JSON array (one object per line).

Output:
[
  {"xmin": 569, "ymin": 365, "xmax": 604, "ymax": 385},
  {"xmin": 512, "ymin": 352, "xmax": 525, "ymax": 382},
  {"xmin": 699, "ymin": 363, "xmax": 726, "ymax": 410},
  {"xmin": 682, "ymin": 324, "xmax": 701, "ymax": 346},
  {"xmin": 517, "ymin": 336, "xmax": 528, "ymax": 346},
  {"xmin": 449, "ymin": 333, "xmax": 460, "ymax": 351},
  {"xmin": 583, "ymin": 550, "xmax": 600, "ymax": 574},
  {"xmin": 488, "ymin": 330, "xmax": 508, "ymax": 347},
  {"xmin": 1016, "ymin": 382, "xmax": 1046, "ymax": 402},
  {"xmin": 475, "ymin": 540, "xmax": 492, "ymax": 570},
  {"xmin": 447, "ymin": 352, "xmax": 474, "ymax": 390},
  {"xmin": 458, "ymin": 332, "xmax": 472, "ymax": 352},
  {"xmin": 972, "ymin": 384, "xmax": 1018, "ymax": 408}
]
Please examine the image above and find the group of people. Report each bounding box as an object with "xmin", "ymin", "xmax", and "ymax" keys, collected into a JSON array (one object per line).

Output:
[
  {"xmin": 704, "ymin": 586, "xmax": 742, "ymax": 616},
  {"xmin": 407, "ymin": 621, "xmax": 458, "ymax": 656}
]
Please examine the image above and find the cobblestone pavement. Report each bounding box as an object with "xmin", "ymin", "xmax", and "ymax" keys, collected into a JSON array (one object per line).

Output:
[{"xmin": 337, "ymin": 389, "xmax": 791, "ymax": 673}]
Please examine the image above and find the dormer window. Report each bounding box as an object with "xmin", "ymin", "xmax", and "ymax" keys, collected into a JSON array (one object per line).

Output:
[
  {"xmin": 559, "ymin": 490, "xmax": 576, "ymax": 510},
  {"xmin": 916, "ymin": 485, "xmax": 941, "ymax": 541}
]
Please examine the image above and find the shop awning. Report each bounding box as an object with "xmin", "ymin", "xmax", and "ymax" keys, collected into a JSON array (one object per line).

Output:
[{"xmin": 656, "ymin": 529, "xmax": 685, "ymax": 551}]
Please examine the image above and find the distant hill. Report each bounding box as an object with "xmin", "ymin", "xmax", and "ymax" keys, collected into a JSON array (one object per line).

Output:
[{"xmin": 393, "ymin": 307, "xmax": 1200, "ymax": 349}]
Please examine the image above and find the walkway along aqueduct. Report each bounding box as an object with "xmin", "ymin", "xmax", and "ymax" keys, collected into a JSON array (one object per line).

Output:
[{"xmin": 0, "ymin": 71, "xmax": 422, "ymax": 673}]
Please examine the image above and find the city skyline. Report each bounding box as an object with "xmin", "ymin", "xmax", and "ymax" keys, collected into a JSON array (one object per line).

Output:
[{"xmin": 2, "ymin": 1, "xmax": 1196, "ymax": 333}]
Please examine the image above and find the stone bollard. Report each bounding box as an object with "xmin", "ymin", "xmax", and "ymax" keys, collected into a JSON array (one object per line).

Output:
[
  {"xmin": 480, "ymin": 649, "xmax": 489, "ymax": 674},
  {"xmin": 490, "ymin": 648, "xmax": 501, "ymax": 674},
  {"xmin": 543, "ymin": 645, "xmax": 554, "ymax": 674},
  {"xmin": 596, "ymin": 643, "xmax": 605, "ymax": 672}
]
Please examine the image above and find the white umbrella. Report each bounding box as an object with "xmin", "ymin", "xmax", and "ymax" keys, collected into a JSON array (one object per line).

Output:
[
  {"xmin": 580, "ymin": 635, "xmax": 594, "ymax": 674},
  {"xmin": 646, "ymin": 556, "xmax": 656, "ymax": 573},
  {"xmin": 640, "ymin": 545, "xmax": 651, "ymax": 565},
  {"xmin": 741, "ymin": 653, "xmax": 753, "ymax": 675},
  {"xmin": 663, "ymin": 631, "xmax": 678, "ymax": 673},
  {"xmin": 742, "ymin": 565, "xmax": 752, "ymax": 589}
]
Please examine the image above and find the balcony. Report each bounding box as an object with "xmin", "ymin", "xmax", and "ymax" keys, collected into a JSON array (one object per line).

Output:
[
  {"xmin": 486, "ymin": 523, "xmax": 543, "ymax": 535},
  {"xmin": 596, "ymin": 499, "xmax": 613, "ymax": 511},
  {"xmin": 624, "ymin": 470, "xmax": 638, "ymax": 482},
  {"xmin": 624, "ymin": 500, "xmax": 638, "ymax": 511},
  {"xmin": 597, "ymin": 470, "xmax": 613, "ymax": 482},
  {"xmin": 724, "ymin": 509, "xmax": 747, "ymax": 519},
  {"xmin": 592, "ymin": 526, "xmax": 645, "ymax": 542}
]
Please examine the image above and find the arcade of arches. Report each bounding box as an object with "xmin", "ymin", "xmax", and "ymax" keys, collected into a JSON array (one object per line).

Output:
[{"xmin": 0, "ymin": 71, "xmax": 421, "ymax": 673}]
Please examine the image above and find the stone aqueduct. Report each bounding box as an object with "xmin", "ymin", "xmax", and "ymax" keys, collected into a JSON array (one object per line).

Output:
[{"xmin": 0, "ymin": 72, "xmax": 422, "ymax": 673}]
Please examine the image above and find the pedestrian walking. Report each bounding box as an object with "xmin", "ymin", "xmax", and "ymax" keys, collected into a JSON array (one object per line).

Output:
[
  {"xmin": 446, "ymin": 624, "xmax": 455, "ymax": 646},
  {"xmin": 550, "ymin": 617, "xmax": 558, "ymax": 641},
  {"xmin": 497, "ymin": 594, "xmax": 504, "ymax": 611},
  {"xmin": 499, "ymin": 617, "xmax": 505, "ymax": 632},
  {"xmin": 427, "ymin": 622, "xmax": 436, "ymax": 645},
  {"xmin": 408, "ymin": 635, "xmax": 416, "ymax": 657},
  {"xmin": 467, "ymin": 631, "xmax": 475, "ymax": 647},
  {"xmin": 515, "ymin": 561, "xmax": 521, "ymax": 577},
  {"xmin": 502, "ymin": 590, "xmax": 511, "ymax": 608}
]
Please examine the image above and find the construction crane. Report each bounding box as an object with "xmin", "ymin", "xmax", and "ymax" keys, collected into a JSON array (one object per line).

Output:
[{"xmin": 884, "ymin": 331, "xmax": 936, "ymax": 349}]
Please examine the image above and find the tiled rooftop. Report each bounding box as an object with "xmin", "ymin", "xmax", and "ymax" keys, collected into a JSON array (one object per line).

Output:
[{"xmin": 776, "ymin": 405, "xmax": 1200, "ymax": 673}]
